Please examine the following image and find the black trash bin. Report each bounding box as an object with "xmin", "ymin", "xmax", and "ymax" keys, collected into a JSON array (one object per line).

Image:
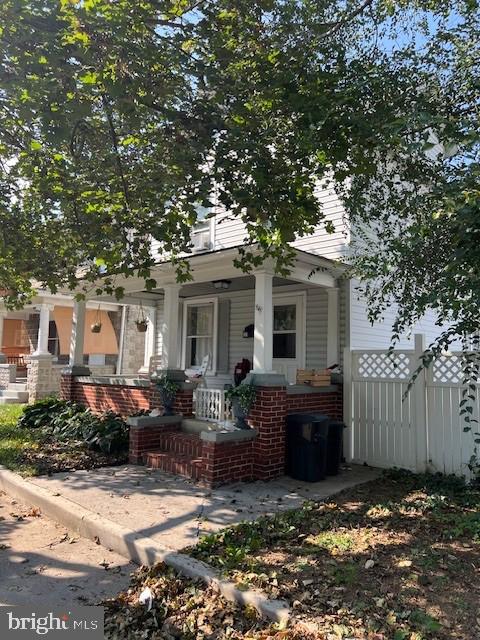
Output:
[
  {"xmin": 286, "ymin": 413, "xmax": 329, "ymax": 482},
  {"xmin": 326, "ymin": 420, "xmax": 345, "ymax": 476}
]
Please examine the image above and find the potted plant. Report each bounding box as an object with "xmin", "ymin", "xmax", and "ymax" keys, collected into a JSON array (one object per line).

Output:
[
  {"xmin": 91, "ymin": 306, "xmax": 102, "ymax": 333},
  {"xmin": 225, "ymin": 383, "xmax": 256, "ymax": 430},
  {"xmin": 135, "ymin": 303, "xmax": 148, "ymax": 333},
  {"xmin": 91, "ymin": 321, "xmax": 102, "ymax": 333},
  {"xmin": 135, "ymin": 319, "xmax": 148, "ymax": 333},
  {"xmin": 151, "ymin": 374, "xmax": 179, "ymax": 416}
]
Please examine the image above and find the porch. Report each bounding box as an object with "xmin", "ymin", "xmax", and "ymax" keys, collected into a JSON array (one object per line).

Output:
[
  {"xmin": 59, "ymin": 248, "xmax": 347, "ymax": 486},
  {"xmin": 0, "ymin": 294, "xmax": 148, "ymax": 403}
]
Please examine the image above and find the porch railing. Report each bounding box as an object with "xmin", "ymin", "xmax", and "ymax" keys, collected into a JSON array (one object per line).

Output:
[{"xmin": 194, "ymin": 388, "xmax": 231, "ymax": 422}]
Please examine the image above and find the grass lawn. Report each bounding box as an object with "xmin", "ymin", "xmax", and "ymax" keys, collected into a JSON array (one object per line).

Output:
[
  {"xmin": 0, "ymin": 405, "xmax": 128, "ymax": 476},
  {"xmin": 0, "ymin": 404, "xmax": 42, "ymax": 475},
  {"xmin": 186, "ymin": 471, "xmax": 479, "ymax": 640},
  {"xmin": 103, "ymin": 472, "xmax": 479, "ymax": 640}
]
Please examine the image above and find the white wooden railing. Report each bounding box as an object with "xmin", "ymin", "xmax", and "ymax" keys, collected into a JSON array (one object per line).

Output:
[{"xmin": 194, "ymin": 388, "xmax": 231, "ymax": 423}]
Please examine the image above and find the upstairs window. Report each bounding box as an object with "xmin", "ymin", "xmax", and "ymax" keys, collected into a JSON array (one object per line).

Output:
[{"xmin": 191, "ymin": 205, "xmax": 213, "ymax": 253}]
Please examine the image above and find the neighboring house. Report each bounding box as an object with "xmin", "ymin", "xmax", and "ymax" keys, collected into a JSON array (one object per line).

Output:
[{"xmin": 0, "ymin": 292, "xmax": 152, "ymax": 403}]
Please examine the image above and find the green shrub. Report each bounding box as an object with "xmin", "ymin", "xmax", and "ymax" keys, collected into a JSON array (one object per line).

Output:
[
  {"xmin": 52, "ymin": 409, "xmax": 129, "ymax": 453},
  {"xmin": 17, "ymin": 397, "xmax": 78, "ymax": 429},
  {"xmin": 17, "ymin": 399, "xmax": 129, "ymax": 454}
]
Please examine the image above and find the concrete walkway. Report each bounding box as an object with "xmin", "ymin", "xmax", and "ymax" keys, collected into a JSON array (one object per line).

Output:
[{"xmin": 28, "ymin": 465, "xmax": 379, "ymax": 551}]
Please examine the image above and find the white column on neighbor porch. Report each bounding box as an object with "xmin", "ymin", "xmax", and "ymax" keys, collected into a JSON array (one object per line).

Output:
[
  {"xmin": 253, "ymin": 269, "xmax": 274, "ymax": 372},
  {"xmin": 161, "ymin": 284, "xmax": 181, "ymax": 369},
  {"xmin": 33, "ymin": 303, "xmax": 54, "ymax": 356},
  {"xmin": 326, "ymin": 287, "xmax": 339, "ymax": 367},
  {"xmin": 0, "ymin": 310, "xmax": 6, "ymax": 363},
  {"xmin": 139, "ymin": 305, "xmax": 157, "ymax": 373},
  {"xmin": 69, "ymin": 300, "xmax": 87, "ymax": 368}
]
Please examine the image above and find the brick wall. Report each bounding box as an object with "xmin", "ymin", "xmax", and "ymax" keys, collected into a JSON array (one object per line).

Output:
[
  {"xmin": 61, "ymin": 376, "xmax": 195, "ymax": 418},
  {"xmin": 71, "ymin": 380, "xmax": 151, "ymax": 415},
  {"xmin": 286, "ymin": 388, "xmax": 343, "ymax": 420},
  {"xmin": 202, "ymin": 440, "xmax": 255, "ymax": 486},
  {"xmin": 249, "ymin": 385, "xmax": 287, "ymax": 480},
  {"xmin": 129, "ymin": 422, "xmax": 181, "ymax": 464}
]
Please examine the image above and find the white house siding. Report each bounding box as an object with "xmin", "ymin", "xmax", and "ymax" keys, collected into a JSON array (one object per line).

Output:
[
  {"xmin": 349, "ymin": 279, "xmax": 460, "ymax": 350},
  {"xmin": 291, "ymin": 186, "xmax": 349, "ymax": 260},
  {"xmin": 213, "ymin": 185, "xmax": 349, "ymax": 261},
  {"xmin": 152, "ymin": 284, "xmax": 343, "ymax": 382},
  {"xmin": 304, "ymin": 288, "xmax": 328, "ymax": 370}
]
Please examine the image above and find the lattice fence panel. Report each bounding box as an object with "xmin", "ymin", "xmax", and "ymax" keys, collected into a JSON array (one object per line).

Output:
[
  {"xmin": 432, "ymin": 355, "xmax": 464, "ymax": 384},
  {"xmin": 356, "ymin": 352, "xmax": 412, "ymax": 380}
]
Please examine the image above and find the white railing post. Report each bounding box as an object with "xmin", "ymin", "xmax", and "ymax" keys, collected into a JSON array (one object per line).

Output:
[
  {"xmin": 343, "ymin": 346, "xmax": 353, "ymax": 462},
  {"xmin": 413, "ymin": 333, "xmax": 428, "ymax": 472}
]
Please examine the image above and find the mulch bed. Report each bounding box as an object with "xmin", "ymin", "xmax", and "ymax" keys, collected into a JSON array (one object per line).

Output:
[
  {"xmin": 187, "ymin": 471, "xmax": 480, "ymax": 640},
  {"xmin": 18, "ymin": 439, "xmax": 128, "ymax": 475}
]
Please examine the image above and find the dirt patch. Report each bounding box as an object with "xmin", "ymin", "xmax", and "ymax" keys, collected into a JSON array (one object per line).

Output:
[
  {"xmin": 188, "ymin": 471, "xmax": 480, "ymax": 639},
  {"xmin": 19, "ymin": 439, "xmax": 128, "ymax": 475}
]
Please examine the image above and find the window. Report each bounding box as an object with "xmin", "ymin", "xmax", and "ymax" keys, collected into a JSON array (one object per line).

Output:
[
  {"xmin": 47, "ymin": 320, "xmax": 60, "ymax": 357},
  {"xmin": 273, "ymin": 304, "xmax": 296, "ymax": 359},
  {"xmin": 191, "ymin": 205, "xmax": 213, "ymax": 253},
  {"xmin": 184, "ymin": 301, "xmax": 216, "ymax": 369}
]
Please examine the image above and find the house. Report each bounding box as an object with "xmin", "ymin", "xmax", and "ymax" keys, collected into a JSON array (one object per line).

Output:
[
  {"xmin": 0, "ymin": 293, "xmax": 153, "ymax": 403},
  {"xmin": 48, "ymin": 183, "xmax": 459, "ymax": 486}
]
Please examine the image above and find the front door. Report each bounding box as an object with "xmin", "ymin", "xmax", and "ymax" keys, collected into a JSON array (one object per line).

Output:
[{"xmin": 272, "ymin": 294, "xmax": 305, "ymax": 384}]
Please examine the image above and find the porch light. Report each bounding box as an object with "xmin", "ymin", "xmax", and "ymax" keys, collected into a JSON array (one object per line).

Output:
[{"xmin": 212, "ymin": 279, "xmax": 231, "ymax": 290}]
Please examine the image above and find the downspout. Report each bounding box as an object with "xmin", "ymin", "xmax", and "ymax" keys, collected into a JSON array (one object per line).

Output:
[{"xmin": 116, "ymin": 305, "xmax": 127, "ymax": 375}]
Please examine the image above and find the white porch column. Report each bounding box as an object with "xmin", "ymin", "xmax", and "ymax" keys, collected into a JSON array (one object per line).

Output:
[
  {"xmin": 326, "ymin": 288, "xmax": 339, "ymax": 367},
  {"xmin": 68, "ymin": 300, "xmax": 88, "ymax": 370},
  {"xmin": 0, "ymin": 310, "xmax": 6, "ymax": 363},
  {"xmin": 33, "ymin": 303, "xmax": 54, "ymax": 356},
  {"xmin": 253, "ymin": 269, "xmax": 274, "ymax": 372},
  {"xmin": 139, "ymin": 305, "xmax": 157, "ymax": 373},
  {"xmin": 161, "ymin": 284, "xmax": 181, "ymax": 369}
]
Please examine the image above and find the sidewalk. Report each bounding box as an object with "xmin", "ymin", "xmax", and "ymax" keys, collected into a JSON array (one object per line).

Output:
[{"xmin": 28, "ymin": 464, "xmax": 379, "ymax": 551}]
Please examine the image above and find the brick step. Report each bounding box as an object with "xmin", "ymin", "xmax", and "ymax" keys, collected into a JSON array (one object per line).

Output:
[
  {"xmin": 157, "ymin": 431, "xmax": 203, "ymax": 459},
  {"xmin": 145, "ymin": 451, "xmax": 204, "ymax": 481}
]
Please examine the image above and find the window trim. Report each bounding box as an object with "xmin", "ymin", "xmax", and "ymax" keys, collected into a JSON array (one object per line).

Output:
[
  {"xmin": 181, "ymin": 297, "xmax": 218, "ymax": 374},
  {"xmin": 272, "ymin": 292, "xmax": 306, "ymax": 367}
]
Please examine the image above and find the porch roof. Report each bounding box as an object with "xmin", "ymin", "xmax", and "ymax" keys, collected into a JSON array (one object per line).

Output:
[{"xmin": 87, "ymin": 245, "xmax": 347, "ymax": 304}]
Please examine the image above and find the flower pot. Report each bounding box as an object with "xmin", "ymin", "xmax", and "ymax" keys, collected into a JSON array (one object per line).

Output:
[
  {"xmin": 231, "ymin": 397, "xmax": 251, "ymax": 430},
  {"xmin": 136, "ymin": 320, "xmax": 148, "ymax": 333},
  {"xmin": 91, "ymin": 322, "xmax": 102, "ymax": 334},
  {"xmin": 159, "ymin": 389, "xmax": 175, "ymax": 416}
]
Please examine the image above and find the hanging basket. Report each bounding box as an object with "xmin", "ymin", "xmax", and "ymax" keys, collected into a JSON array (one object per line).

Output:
[
  {"xmin": 91, "ymin": 305, "xmax": 102, "ymax": 333},
  {"xmin": 136, "ymin": 319, "xmax": 148, "ymax": 333},
  {"xmin": 135, "ymin": 302, "xmax": 148, "ymax": 333}
]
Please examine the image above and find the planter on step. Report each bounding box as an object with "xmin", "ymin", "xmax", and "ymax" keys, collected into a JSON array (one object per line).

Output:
[
  {"xmin": 151, "ymin": 374, "xmax": 180, "ymax": 417},
  {"xmin": 226, "ymin": 382, "xmax": 256, "ymax": 430},
  {"xmin": 159, "ymin": 390, "xmax": 175, "ymax": 416}
]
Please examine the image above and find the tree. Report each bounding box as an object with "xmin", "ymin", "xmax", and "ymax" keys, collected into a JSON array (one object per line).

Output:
[{"xmin": 0, "ymin": 0, "xmax": 478, "ymax": 365}]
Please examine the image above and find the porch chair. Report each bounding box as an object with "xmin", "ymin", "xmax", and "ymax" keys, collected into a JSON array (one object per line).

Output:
[
  {"xmin": 185, "ymin": 353, "xmax": 210, "ymax": 386},
  {"xmin": 148, "ymin": 355, "xmax": 164, "ymax": 376}
]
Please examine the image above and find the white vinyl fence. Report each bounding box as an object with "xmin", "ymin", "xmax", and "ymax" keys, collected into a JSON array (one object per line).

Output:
[{"xmin": 344, "ymin": 334, "xmax": 479, "ymax": 479}]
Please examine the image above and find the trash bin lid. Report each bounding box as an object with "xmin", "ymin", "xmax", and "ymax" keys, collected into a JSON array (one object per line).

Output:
[{"xmin": 287, "ymin": 413, "xmax": 330, "ymax": 426}]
